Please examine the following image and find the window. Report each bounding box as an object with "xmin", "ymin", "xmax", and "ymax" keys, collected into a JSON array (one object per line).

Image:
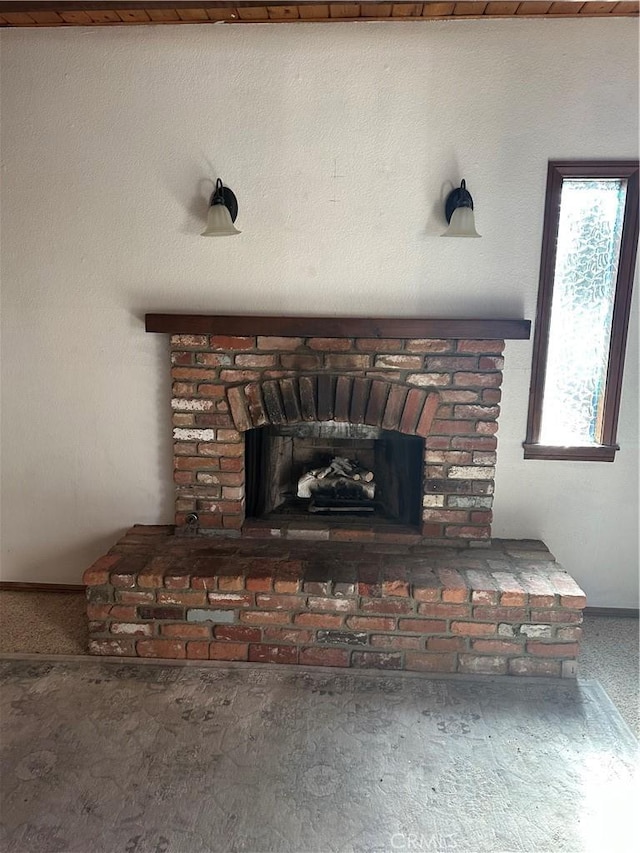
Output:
[{"xmin": 524, "ymin": 161, "xmax": 639, "ymax": 461}]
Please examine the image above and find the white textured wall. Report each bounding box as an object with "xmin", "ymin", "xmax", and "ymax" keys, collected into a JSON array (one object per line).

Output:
[{"xmin": 1, "ymin": 19, "xmax": 637, "ymax": 606}]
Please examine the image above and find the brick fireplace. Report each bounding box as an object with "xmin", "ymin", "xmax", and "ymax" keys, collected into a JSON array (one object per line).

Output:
[
  {"xmin": 82, "ymin": 314, "xmax": 587, "ymax": 676},
  {"xmin": 157, "ymin": 315, "xmax": 528, "ymax": 545}
]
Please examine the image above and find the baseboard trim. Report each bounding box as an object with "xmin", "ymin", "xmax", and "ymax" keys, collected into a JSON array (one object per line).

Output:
[
  {"xmin": 584, "ymin": 606, "xmax": 639, "ymax": 618},
  {"xmin": 0, "ymin": 581, "xmax": 85, "ymax": 593}
]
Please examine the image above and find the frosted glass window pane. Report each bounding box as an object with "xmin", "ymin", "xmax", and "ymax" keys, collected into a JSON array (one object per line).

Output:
[{"xmin": 539, "ymin": 179, "xmax": 627, "ymax": 446}]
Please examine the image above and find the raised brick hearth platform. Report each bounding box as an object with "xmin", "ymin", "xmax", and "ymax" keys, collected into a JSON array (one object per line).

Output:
[{"xmin": 83, "ymin": 525, "xmax": 585, "ymax": 677}]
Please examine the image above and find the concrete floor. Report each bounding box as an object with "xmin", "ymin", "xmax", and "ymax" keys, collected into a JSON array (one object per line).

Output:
[{"xmin": 0, "ymin": 590, "xmax": 638, "ymax": 735}]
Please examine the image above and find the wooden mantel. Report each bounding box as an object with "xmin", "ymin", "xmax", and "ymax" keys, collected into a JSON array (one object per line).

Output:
[{"xmin": 145, "ymin": 313, "xmax": 531, "ymax": 339}]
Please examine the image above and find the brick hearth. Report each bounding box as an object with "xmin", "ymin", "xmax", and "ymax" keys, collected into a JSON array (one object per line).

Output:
[{"xmin": 83, "ymin": 525, "xmax": 585, "ymax": 677}]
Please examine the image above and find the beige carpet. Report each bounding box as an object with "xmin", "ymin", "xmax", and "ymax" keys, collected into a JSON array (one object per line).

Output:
[{"xmin": 1, "ymin": 590, "xmax": 637, "ymax": 736}]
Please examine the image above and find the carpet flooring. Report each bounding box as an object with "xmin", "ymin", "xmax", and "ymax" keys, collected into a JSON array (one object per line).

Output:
[
  {"xmin": 1, "ymin": 590, "xmax": 638, "ymax": 736},
  {"xmin": 0, "ymin": 656, "xmax": 637, "ymax": 853}
]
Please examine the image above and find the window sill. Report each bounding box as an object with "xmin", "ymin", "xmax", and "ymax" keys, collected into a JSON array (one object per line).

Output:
[{"xmin": 523, "ymin": 444, "xmax": 619, "ymax": 462}]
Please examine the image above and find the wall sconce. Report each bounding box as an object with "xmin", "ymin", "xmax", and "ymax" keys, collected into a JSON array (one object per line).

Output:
[
  {"xmin": 201, "ymin": 178, "xmax": 241, "ymax": 237},
  {"xmin": 442, "ymin": 179, "xmax": 481, "ymax": 238}
]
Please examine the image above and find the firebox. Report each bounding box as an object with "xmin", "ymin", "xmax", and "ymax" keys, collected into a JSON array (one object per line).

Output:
[{"xmin": 245, "ymin": 422, "xmax": 423, "ymax": 527}]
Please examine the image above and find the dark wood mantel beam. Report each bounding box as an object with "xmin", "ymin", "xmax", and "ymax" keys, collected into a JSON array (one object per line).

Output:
[{"xmin": 145, "ymin": 314, "xmax": 531, "ymax": 339}]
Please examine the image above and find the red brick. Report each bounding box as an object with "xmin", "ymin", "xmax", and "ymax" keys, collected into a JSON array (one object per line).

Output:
[
  {"xmin": 451, "ymin": 436, "xmax": 497, "ymax": 450},
  {"xmin": 220, "ymin": 370, "xmax": 261, "ymax": 383},
  {"xmin": 174, "ymin": 471, "xmax": 195, "ymax": 485},
  {"xmin": 415, "ymin": 392, "xmax": 441, "ymax": 438},
  {"xmin": 560, "ymin": 594, "xmax": 587, "ymax": 609},
  {"xmin": 281, "ymin": 354, "xmax": 322, "ymax": 371},
  {"xmin": 171, "ymin": 367, "xmax": 216, "ymax": 382},
  {"xmin": 220, "ymin": 457, "xmax": 244, "ymax": 472},
  {"xmin": 445, "ymin": 526, "xmax": 491, "ymax": 540},
  {"xmin": 360, "ymin": 598, "xmax": 414, "ymax": 615},
  {"xmin": 427, "ymin": 636, "xmax": 466, "ymax": 652},
  {"xmin": 175, "ymin": 457, "xmax": 222, "ymax": 470},
  {"xmin": 418, "ymin": 603, "xmax": 470, "ymax": 618},
  {"xmin": 249, "ymin": 644, "xmax": 299, "ymax": 664},
  {"xmin": 458, "ymin": 654, "xmax": 507, "ymax": 674},
  {"xmin": 442, "ymin": 587, "xmax": 469, "ymax": 603},
  {"xmin": 208, "ymin": 592, "xmax": 253, "ymax": 607},
  {"xmin": 472, "ymin": 639, "xmax": 523, "ymax": 654},
  {"xmin": 210, "ymin": 335, "xmax": 255, "ymax": 350},
  {"xmin": 186, "ymin": 641, "xmax": 210, "ymax": 659},
  {"xmin": 381, "ymin": 579, "xmax": 410, "ymax": 597},
  {"xmin": 161, "ymin": 624, "xmax": 211, "ymax": 639},
  {"xmin": 198, "ymin": 384, "xmax": 226, "ymax": 398},
  {"xmin": 471, "ymin": 510, "xmax": 492, "ymax": 523},
  {"xmin": 307, "ymin": 338, "xmax": 353, "ymax": 351},
  {"xmin": 326, "ymin": 354, "xmax": 370, "ymax": 370},
  {"xmin": 352, "ymin": 651, "xmax": 402, "ymax": 670},
  {"xmin": 509, "ymin": 658, "xmax": 561, "ymax": 677},
  {"xmin": 263, "ymin": 627, "xmax": 313, "ymax": 644},
  {"xmin": 195, "ymin": 353, "xmax": 231, "ymax": 367},
  {"xmin": 191, "ymin": 575, "xmax": 218, "ymax": 591},
  {"xmin": 370, "ymin": 634, "xmax": 423, "ymax": 650},
  {"xmin": 83, "ymin": 553, "xmax": 122, "ymax": 586},
  {"xmin": 530, "ymin": 609, "xmax": 582, "ymax": 624},
  {"xmin": 400, "ymin": 388, "xmax": 426, "ymax": 433},
  {"xmin": 157, "ymin": 591, "xmax": 207, "ymax": 606},
  {"xmin": 87, "ymin": 603, "xmax": 112, "ymax": 620},
  {"xmin": 454, "ymin": 372, "xmax": 502, "ymax": 388},
  {"xmin": 482, "ymin": 388, "xmax": 502, "ymax": 403},
  {"xmin": 209, "ymin": 642, "xmax": 249, "ymax": 661},
  {"xmin": 413, "ymin": 586, "xmax": 441, "ymax": 603},
  {"xmin": 300, "ymin": 648, "xmax": 350, "ymax": 667},
  {"xmin": 405, "ymin": 652, "xmax": 457, "ymax": 672},
  {"xmin": 217, "ymin": 575, "xmax": 244, "ymax": 591},
  {"xmin": 111, "ymin": 622, "xmax": 153, "ymax": 637},
  {"xmin": 89, "ymin": 638, "xmax": 135, "ymax": 656},
  {"xmin": 500, "ymin": 591, "xmax": 528, "ymax": 607},
  {"xmin": 110, "ymin": 573, "xmax": 136, "ymax": 589},
  {"xmin": 356, "ymin": 338, "xmax": 403, "ymax": 352},
  {"xmin": 406, "ymin": 339, "xmax": 451, "ymax": 353},
  {"xmin": 473, "ymin": 606, "xmax": 527, "ymax": 621},
  {"xmin": 475, "ymin": 421, "xmax": 499, "ymax": 435},
  {"xmin": 430, "ymin": 419, "xmax": 476, "ymax": 435},
  {"xmin": 116, "ymin": 591, "xmax": 155, "ymax": 604},
  {"xmin": 235, "ymin": 354, "xmax": 276, "ymax": 367},
  {"xmin": 164, "ymin": 574, "xmax": 191, "ymax": 590},
  {"xmin": 398, "ymin": 618, "xmax": 447, "ymax": 634},
  {"xmin": 274, "ymin": 578, "xmax": 302, "ymax": 594},
  {"xmin": 294, "ymin": 613, "xmax": 344, "ymax": 629},
  {"xmin": 256, "ymin": 594, "xmax": 305, "ymax": 610},
  {"xmin": 457, "ymin": 340, "xmax": 505, "ymax": 354},
  {"xmin": 257, "ymin": 336, "xmax": 304, "ymax": 350},
  {"xmin": 307, "ymin": 597, "xmax": 355, "ymax": 613},
  {"xmin": 427, "ymin": 356, "xmax": 478, "ymax": 370},
  {"xmin": 346, "ymin": 616, "xmax": 395, "ymax": 631},
  {"xmin": 171, "ymin": 334, "xmax": 208, "ymax": 348},
  {"xmin": 214, "ymin": 625, "xmax": 262, "ymax": 642},
  {"xmin": 527, "ymin": 642, "xmax": 579, "ymax": 658},
  {"xmin": 109, "ymin": 605, "xmax": 138, "ymax": 620},
  {"xmin": 479, "ymin": 356, "xmax": 505, "ymax": 369},
  {"xmin": 450, "ymin": 621, "xmax": 496, "ymax": 636},
  {"xmin": 198, "ymin": 443, "xmax": 244, "ymax": 458},
  {"xmin": 137, "ymin": 639, "xmax": 186, "ymax": 659},
  {"xmin": 171, "ymin": 351, "xmax": 194, "ymax": 365},
  {"xmin": 245, "ymin": 576, "xmax": 273, "ymax": 592},
  {"xmin": 454, "ymin": 404, "xmax": 500, "ymax": 420},
  {"xmin": 423, "ymin": 509, "xmax": 469, "ymax": 524},
  {"xmin": 557, "ymin": 626, "xmax": 583, "ymax": 641},
  {"xmin": 240, "ymin": 610, "xmax": 290, "ymax": 625}
]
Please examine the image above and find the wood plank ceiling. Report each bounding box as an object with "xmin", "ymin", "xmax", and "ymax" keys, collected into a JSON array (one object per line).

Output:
[{"xmin": 0, "ymin": 1, "xmax": 637, "ymax": 27}]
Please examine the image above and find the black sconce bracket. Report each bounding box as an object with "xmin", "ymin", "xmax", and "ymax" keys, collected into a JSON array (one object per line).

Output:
[
  {"xmin": 210, "ymin": 178, "xmax": 239, "ymax": 223},
  {"xmin": 445, "ymin": 179, "xmax": 474, "ymax": 223}
]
